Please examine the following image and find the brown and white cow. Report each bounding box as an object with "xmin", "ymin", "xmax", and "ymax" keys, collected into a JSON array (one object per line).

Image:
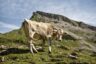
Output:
[{"xmin": 22, "ymin": 19, "xmax": 64, "ymax": 54}]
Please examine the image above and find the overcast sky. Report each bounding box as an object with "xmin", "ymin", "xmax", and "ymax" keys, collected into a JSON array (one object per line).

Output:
[{"xmin": 0, "ymin": 0, "xmax": 96, "ymax": 33}]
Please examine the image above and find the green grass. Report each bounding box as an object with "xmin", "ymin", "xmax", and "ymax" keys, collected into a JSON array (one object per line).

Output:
[
  {"xmin": 0, "ymin": 39, "xmax": 96, "ymax": 64},
  {"xmin": 0, "ymin": 29, "xmax": 96, "ymax": 64}
]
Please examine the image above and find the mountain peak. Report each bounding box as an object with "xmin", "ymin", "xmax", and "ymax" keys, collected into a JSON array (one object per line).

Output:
[{"xmin": 31, "ymin": 11, "xmax": 72, "ymax": 22}]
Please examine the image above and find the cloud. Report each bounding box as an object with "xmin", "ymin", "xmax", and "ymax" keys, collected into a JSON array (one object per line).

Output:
[
  {"xmin": 0, "ymin": 21, "xmax": 19, "ymax": 30},
  {"xmin": 35, "ymin": 0, "xmax": 96, "ymax": 26}
]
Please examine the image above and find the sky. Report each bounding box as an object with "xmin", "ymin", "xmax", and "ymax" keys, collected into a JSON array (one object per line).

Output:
[{"xmin": 0, "ymin": 0, "xmax": 96, "ymax": 33}]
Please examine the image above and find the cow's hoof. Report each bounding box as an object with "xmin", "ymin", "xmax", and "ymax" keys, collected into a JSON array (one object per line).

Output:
[
  {"xmin": 48, "ymin": 51, "xmax": 51, "ymax": 54},
  {"xmin": 35, "ymin": 51, "xmax": 38, "ymax": 53}
]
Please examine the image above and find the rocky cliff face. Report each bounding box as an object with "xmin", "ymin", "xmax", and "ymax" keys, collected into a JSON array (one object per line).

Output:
[{"xmin": 30, "ymin": 11, "xmax": 96, "ymax": 43}]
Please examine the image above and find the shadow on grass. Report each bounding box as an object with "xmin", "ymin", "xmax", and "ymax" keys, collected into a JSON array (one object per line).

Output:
[{"xmin": 0, "ymin": 48, "xmax": 29, "ymax": 56}]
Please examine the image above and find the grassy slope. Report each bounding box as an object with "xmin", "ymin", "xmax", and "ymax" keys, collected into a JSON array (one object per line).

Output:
[{"xmin": 0, "ymin": 30, "xmax": 96, "ymax": 64}]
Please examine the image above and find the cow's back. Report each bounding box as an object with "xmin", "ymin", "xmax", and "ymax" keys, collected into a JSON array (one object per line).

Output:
[
  {"xmin": 29, "ymin": 21, "xmax": 53, "ymax": 37},
  {"xmin": 22, "ymin": 20, "xmax": 54, "ymax": 39}
]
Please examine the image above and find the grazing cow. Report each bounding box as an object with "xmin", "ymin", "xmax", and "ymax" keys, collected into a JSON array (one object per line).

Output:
[{"xmin": 22, "ymin": 19, "xmax": 64, "ymax": 54}]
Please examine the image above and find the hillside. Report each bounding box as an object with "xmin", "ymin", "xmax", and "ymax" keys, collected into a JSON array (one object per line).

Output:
[
  {"xmin": 0, "ymin": 11, "xmax": 96, "ymax": 64},
  {"xmin": 31, "ymin": 11, "xmax": 96, "ymax": 43}
]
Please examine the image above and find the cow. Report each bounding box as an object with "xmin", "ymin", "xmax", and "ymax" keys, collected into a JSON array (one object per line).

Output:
[{"xmin": 22, "ymin": 19, "xmax": 64, "ymax": 54}]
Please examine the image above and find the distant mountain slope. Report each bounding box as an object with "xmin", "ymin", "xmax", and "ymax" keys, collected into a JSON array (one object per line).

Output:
[
  {"xmin": 30, "ymin": 11, "xmax": 96, "ymax": 43},
  {"xmin": 31, "ymin": 11, "xmax": 96, "ymax": 31}
]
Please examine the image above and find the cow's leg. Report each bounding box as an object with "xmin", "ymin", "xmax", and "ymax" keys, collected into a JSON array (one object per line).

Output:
[
  {"xmin": 29, "ymin": 40, "xmax": 38, "ymax": 54},
  {"xmin": 29, "ymin": 31, "xmax": 38, "ymax": 54},
  {"xmin": 29, "ymin": 40, "xmax": 34, "ymax": 54},
  {"xmin": 48, "ymin": 37, "xmax": 52, "ymax": 53},
  {"xmin": 32, "ymin": 41, "xmax": 38, "ymax": 53}
]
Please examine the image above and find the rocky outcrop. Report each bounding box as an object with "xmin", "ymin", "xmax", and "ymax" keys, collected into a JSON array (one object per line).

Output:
[{"xmin": 78, "ymin": 22, "xmax": 96, "ymax": 31}]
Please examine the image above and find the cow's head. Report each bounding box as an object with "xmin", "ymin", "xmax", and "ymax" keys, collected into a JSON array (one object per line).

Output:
[{"xmin": 53, "ymin": 28, "xmax": 64, "ymax": 41}]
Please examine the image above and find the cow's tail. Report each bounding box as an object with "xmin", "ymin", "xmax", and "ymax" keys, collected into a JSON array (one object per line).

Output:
[
  {"xmin": 20, "ymin": 19, "xmax": 30, "ymax": 37},
  {"xmin": 21, "ymin": 19, "xmax": 28, "ymax": 29}
]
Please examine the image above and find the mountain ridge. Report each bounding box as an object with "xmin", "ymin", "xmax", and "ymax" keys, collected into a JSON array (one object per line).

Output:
[
  {"xmin": 31, "ymin": 11, "xmax": 96, "ymax": 31},
  {"xmin": 30, "ymin": 11, "xmax": 96, "ymax": 43}
]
